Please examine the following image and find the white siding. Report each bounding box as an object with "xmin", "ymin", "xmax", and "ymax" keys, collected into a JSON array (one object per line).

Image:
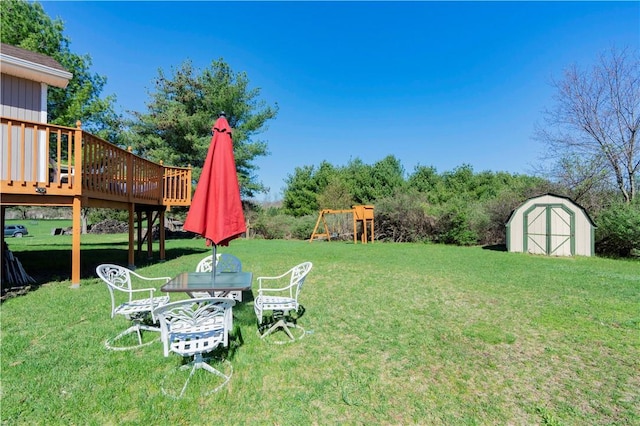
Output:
[
  {"xmin": 507, "ymin": 194, "xmax": 594, "ymax": 257},
  {"xmin": 1, "ymin": 73, "xmax": 41, "ymax": 121},
  {"xmin": 1, "ymin": 73, "xmax": 46, "ymax": 182}
]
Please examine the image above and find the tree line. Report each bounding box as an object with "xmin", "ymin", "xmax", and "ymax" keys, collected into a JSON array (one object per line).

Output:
[{"xmin": 275, "ymin": 158, "xmax": 638, "ymax": 256}]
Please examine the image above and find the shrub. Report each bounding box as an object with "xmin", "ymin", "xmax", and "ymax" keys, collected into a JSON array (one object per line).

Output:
[
  {"xmin": 435, "ymin": 206, "xmax": 479, "ymax": 246},
  {"xmin": 252, "ymin": 211, "xmax": 316, "ymax": 240},
  {"xmin": 252, "ymin": 214, "xmax": 291, "ymax": 239},
  {"xmin": 595, "ymin": 201, "xmax": 640, "ymax": 257},
  {"xmin": 291, "ymin": 215, "xmax": 317, "ymax": 240},
  {"xmin": 482, "ymin": 190, "xmax": 528, "ymax": 245},
  {"xmin": 88, "ymin": 208, "xmax": 128, "ymax": 224},
  {"xmin": 375, "ymin": 190, "xmax": 435, "ymax": 242}
]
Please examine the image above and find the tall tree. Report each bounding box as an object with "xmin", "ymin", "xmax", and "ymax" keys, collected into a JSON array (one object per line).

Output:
[
  {"xmin": 343, "ymin": 158, "xmax": 376, "ymax": 204},
  {"xmin": 127, "ymin": 59, "xmax": 278, "ymax": 198},
  {"xmin": 0, "ymin": 0, "xmax": 122, "ymax": 140},
  {"xmin": 369, "ymin": 155, "xmax": 406, "ymax": 200},
  {"xmin": 408, "ymin": 165, "xmax": 441, "ymax": 192},
  {"xmin": 536, "ymin": 47, "xmax": 640, "ymax": 203},
  {"xmin": 283, "ymin": 165, "xmax": 320, "ymax": 217}
]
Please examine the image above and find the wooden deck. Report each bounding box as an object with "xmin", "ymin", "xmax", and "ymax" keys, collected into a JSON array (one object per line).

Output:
[
  {"xmin": 1, "ymin": 117, "xmax": 192, "ymax": 286},
  {"xmin": 1, "ymin": 117, "xmax": 191, "ymax": 208}
]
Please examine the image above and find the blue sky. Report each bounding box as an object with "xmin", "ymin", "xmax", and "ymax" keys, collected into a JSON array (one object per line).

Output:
[{"xmin": 42, "ymin": 1, "xmax": 639, "ymax": 201}]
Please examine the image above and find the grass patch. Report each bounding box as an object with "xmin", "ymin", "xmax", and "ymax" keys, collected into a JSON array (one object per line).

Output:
[
  {"xmin": 1, "ymin": 237, "xmax": 639, "ymax": 424},
  {"xmin": 4, "ymin": 218, "xmax": 72, "ymax": 237}
]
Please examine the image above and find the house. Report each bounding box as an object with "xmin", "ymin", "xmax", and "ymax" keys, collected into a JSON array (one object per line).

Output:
[
  {"xmin": 1, "ymin": 44, "xmax": 191, "ymax": 287},
  {"xmin": 1, "ymin": 43, "xmax": 73, "ymax": 184}
]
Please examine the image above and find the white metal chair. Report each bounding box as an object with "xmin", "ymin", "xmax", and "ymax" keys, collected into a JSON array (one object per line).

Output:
[
  {"xmin": 154, "ymin": 297, "xmax": 236, "ymax": 399},
  {"xmin": 192, "ymin": 253, "xmax": 243, "ymax": 301},
  {"xmin": 254, "ymin": 261, "xmax": 313, "ymax": 343},
  {"xmin": 96, "ymin": 264, "xmax": 171, "ymax": 351}
]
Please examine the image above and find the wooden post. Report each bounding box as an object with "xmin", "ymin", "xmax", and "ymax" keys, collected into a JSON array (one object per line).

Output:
[
  {"xmin": 352, "ymin": 205, "xmax": 374, "ymax": 244},
  {"xmin": 310, "ymin": 208, "xmax": 355, "ymax": 242},
  {"xmin": 1, "ymin": 206, "xmax": 5, "ymax": 238},
  {"xmin": 309, "ymin": 210, "xmax": 325, "ymax": 242},
  {"xmin": 352, "ymin": 208, "xmax": 357, "ymax": 244},
  {"xmin": 309, "ymin": 209, "xmax": 332, "ymax": 242},
  {"xmin": 126, "ymin": 145, "xmax": 133, "ymax": 202},
  {"xmin": 70, "ymin": 120, "xmax": 84, "ymax": 287},
  {"xmin": 159, "ymin": 208, "xmax": 166, "ymax": 261},
  {"xmin": 353, "ymin": 205, "xmax": 362, "ymax": 244},
  {"xmin": 128, "ymin": 203, "xmax": 135, "ymax": 269},
  {"xmin": 70, "ymin": 196, "xmax": 82, "ymax": 288},
  {"xmin": 147, "ymin": 210, "xmax": 153, "ymax": 260},
  {"xmin": 363, "ymin": 205, "xmax": 374, "ymax": 244},
  {"xmin": 136, "ymin": 210, "xmax": 142, "ymax": 253}
]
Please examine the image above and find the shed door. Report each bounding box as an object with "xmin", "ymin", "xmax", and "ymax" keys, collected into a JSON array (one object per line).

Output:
[{"xmin": 523, "ymin": 204, "xmax": 574, "ymax": 256}]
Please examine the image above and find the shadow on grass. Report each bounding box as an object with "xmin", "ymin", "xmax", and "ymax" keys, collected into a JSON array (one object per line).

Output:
[
  {"xmin": 2, "ymin": 246, "xmax": 209, "ymax": 299},
  {"xmin": 482, "ymin": 244, "xmax": 507, "ymax": 252},
  {"xmin": 256, "ymin": 305, "xmax": 306, "ymax": 335},
  {"xmin": 233, "ymin": 291, "xmax": 256, "ymax": 327}
]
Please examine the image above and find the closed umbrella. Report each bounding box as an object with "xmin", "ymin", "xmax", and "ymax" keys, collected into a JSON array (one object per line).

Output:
[{"xmin": 183, "ymin": 113, "xmax": 246, "ymax": 279}]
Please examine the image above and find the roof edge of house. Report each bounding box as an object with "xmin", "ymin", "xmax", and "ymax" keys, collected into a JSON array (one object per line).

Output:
[{"xmin": 1, "ymin": 44, "xmax": 72, "ymax": 88}]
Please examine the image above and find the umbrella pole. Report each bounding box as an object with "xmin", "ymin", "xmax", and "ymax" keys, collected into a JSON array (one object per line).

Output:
[{"xmin": 212, "ymin": 244, "xmax": 217, "ymax": 283}]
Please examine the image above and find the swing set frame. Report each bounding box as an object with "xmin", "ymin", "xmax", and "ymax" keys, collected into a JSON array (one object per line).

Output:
[{"xmin": 309, "ymin": 205, "xmax": 374, "ymax": 244}]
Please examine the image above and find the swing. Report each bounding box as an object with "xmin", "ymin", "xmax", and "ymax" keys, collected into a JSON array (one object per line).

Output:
[{"xmin": 309, "ymin": 206, "xmax": 374, "ymax": 244}]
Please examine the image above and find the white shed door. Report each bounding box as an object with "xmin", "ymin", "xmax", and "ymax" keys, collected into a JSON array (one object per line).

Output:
[{"xmin": 524, "ymin": 204, "xmax": 574, "ymax": 256}]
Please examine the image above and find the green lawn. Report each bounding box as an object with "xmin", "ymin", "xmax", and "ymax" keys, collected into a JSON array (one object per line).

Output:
[{"xmin": 1, "ymin": 234, "xmax": 638, "ymax": 424}]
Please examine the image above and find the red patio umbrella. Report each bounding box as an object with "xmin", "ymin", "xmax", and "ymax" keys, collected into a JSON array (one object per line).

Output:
[{"xmin": 183, "ymin": 113, "xmax": 246, "ymax": 278}]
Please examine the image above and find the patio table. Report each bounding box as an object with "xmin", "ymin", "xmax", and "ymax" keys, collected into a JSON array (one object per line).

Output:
[{"xmin": 161, "ymin": 271, "xmax": 253, "ymax": 299}]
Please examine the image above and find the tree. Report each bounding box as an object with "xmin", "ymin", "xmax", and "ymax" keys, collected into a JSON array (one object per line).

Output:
[
  {"xmin": 0, "ymin": 0, "xmax": 122, "ymax": 139},
  {"xmin": 343, "ymin": 158, "xmax": 376, "ymax": 204},
  {"xmin": 442, "ymin": 164, "xmax": 475, "ymax": 198},
  {"xmin": 283, "ymin": 165, "xmax": 320, "ymax": 217},
  {"xmin": 312, "ymin": 161, "xmax": 339, "ymax": 192},
  {"xmin": 547, "ymin": 154, "xmax": 616, "ymax": 214},
  {"xmin": 369, "ymin": 155, "xmax": 406, "ymax": 200},
  {"xmin": 317, "ymin": 176, "xmax": 353, "ymax": 210},
  {"xmin": 537, "ymin": 47, "xmax": 640, "ymax": 203},
  {"xmin": 408, "ymin": 165, "xmax": 441, "ymax": 192},
  {"xmin": 126, "ymin": 59, "xmax": 277, "ymax": 198}
]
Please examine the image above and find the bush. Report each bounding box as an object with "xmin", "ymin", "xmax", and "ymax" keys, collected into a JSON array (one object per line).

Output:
[
  {"xmin": 88, "ymin": 208, "xmax": 128, "ymax": 224},
  {"xmin": 435, "ymin": 205, "xmax": 478, "ymax": 246},
  {"xmin": 595, "ymin": 201, "xmax": 640, "ymax": 257},
  {"xmin": 253, "ymin": 214, "xmax": 291, "ymax": 239},
  {"xmin": 291, "ymin": 215, "xmax": 317, "ymax": 240},
  {"xmin": 375, "ymin": 191, "xmax": 435, "ymax": 242},
  {"xmin": 482, "ymin": 190, "xmax": 528, "ymax": 245},
  {"xmin": 466, "ymin": 201, "xmax": 492, "ymax": 245},
  {"xmin": 252, "ymin": 211, "xmax": 316, "ymax": 240}
]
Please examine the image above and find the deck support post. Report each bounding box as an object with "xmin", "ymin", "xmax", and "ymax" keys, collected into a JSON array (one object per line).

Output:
[
  {"xmin": 70, "ymin": 196, "xmax": 81, "ymax": 288},
  {"xmin": 128, "ymin": 203, "xmax": 135, "ymax": 269},
  {"xmin": 159, "ymin": 208, "xmax": 166, "ymax": 261},
  {"xmin": 147, "ymin": 210, "xmax": 153, "ymax": 260}
]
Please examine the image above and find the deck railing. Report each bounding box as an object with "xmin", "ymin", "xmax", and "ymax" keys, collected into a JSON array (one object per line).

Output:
[{"xmin": 0, "ymin": 117, "xmax": 191, "ymax": 207}]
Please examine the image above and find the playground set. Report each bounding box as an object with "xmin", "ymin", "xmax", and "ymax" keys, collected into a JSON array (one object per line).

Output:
[{"xmin": 309, "ymin": 205, "xmax": 374, "ymax": 244}]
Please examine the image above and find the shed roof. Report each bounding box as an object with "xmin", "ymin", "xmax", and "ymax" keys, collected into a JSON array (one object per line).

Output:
[{"xmin": 506, "ymin": 193, "xmax": 596, "ymax": 227}]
